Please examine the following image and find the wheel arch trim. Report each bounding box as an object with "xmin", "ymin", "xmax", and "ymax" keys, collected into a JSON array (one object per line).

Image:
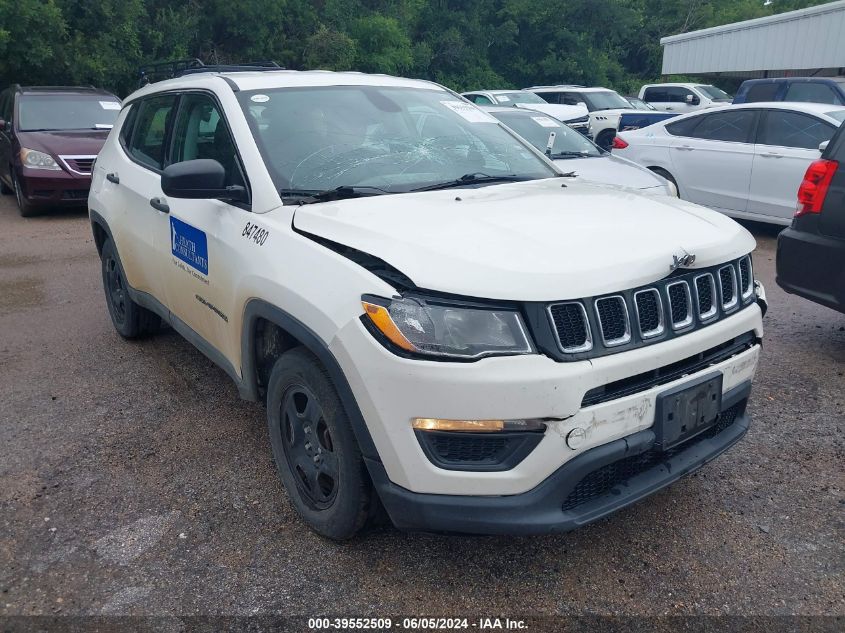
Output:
[{"xmin": 241, "ymin": 299, "xmax": 381, "ymax": 461}]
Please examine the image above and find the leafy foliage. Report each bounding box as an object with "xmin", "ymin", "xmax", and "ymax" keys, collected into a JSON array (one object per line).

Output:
[{"xmin": 0, "ymin": 0, "xmax": 832, "ymax": 97}]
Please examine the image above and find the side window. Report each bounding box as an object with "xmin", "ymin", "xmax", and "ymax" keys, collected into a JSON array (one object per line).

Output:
[
  {"xmin": 666, "ymin": 114, "xmax": 703, "ymax": 137},
  {"xmin": 784, "ymin": 82, "xmax": 840, "ymax": 105},
  {"xmin": 689, "ymin": 110, "xmax": 756, "ymax": 143},
  {"xmin": 119, "ymin": 104, "xmax": 137, "ymax": 147},
  {"xmin": 471, "ymin": 95, "xmax": 494, "ymax": 105},
  {"xmin": 744, "ymin": 82, "xmax": 780, "ymax": 103},
  {"xmin": 758, "ymin": 110, "xmax": 835, "ymax": 150},
  {"xmin": 689, "ymin": 110, "xmax": 757, "ymax": 143},
  {"xmin": 560, "ymin": 92, "xmax": 582, "ymax": 106},
  {"xmin": 127, "ymin": 95, "xmax": 177, "ymax": 170},
  {"xmin": 643, "ymin": 88, "xmax": 667, "ymax": 102},
  {"xmin": 171, "ymin": 93, "xmax": 245, "ymax": 188},
  {"xmin": 535, "ymin": 92, "xmax": 559, "ymax": 104},
  {"xmin": 666, "ymin": 87, "xmax": 695, "ymax": 103}
]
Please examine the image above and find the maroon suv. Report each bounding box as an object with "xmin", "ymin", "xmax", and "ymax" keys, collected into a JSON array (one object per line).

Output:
[{"xmin": 0, "ymin": 86, "xmax": 121, "ymax": 216}]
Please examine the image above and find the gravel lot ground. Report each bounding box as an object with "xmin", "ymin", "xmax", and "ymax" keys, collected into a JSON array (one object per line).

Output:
[{"xmin": 0, "ymin": 195, "xmax": 842, "ymax": 624}]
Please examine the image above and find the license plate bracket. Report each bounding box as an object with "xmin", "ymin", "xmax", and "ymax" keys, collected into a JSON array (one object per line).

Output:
[{"xmin": 654, "ymin": 372, "xmax": 723, "ymax": 451}]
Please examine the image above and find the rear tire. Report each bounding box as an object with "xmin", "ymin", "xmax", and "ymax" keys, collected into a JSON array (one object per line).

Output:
[
  {"xmin": 267, "ymin": 347, "xmax": 373, "ymax": 540},
  {"xmin": 649, "ymin": 167, "xmax": 679, "ymax": 197},
  {"xmin": 12, "ymin": 171, "xmax": 38, "ymax": 217},
  {"xmin": 596, "ymin": 129, "xmax": 615, "ymax": 151},
  {"xmin": 100, "ymin": 238, "xmax": 160, "ymax": 338}
]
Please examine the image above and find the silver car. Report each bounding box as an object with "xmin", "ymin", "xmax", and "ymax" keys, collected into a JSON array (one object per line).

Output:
[{"xmin": 486, "ymin": 106, "xmax": 676, "ymax": 196}]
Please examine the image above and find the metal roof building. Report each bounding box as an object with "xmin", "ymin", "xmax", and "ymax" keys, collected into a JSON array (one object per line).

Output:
[{"xmin": 660, "ymin": 0, "xmax": 845, "ymax": 79}]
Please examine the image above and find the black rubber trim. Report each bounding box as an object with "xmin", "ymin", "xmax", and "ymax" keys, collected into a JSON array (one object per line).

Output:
[
  {"xmin": 581, "ymin": 332, "xmax": 758, "ymax": 407},
  {"xmin": 370, "ymin": 381, "xmax": 751, "ymax": 535},
  {"xmin": 240, "ymin": 299, "xmax": 381, "ymax": 461},
  {"xmin": 415, "ymin": 429, "xmax": 543, "ymax": 472}
]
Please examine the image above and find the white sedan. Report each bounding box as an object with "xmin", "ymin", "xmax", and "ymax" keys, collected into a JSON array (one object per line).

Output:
[{"xmin": 613, "ymin": 102, "xmax": 845, "ymax": 225}]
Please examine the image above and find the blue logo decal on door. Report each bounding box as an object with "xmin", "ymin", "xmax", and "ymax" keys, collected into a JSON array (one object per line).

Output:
[{"xmin": 170, "ymin": 217, "xmax": 208, "ymax": 275}]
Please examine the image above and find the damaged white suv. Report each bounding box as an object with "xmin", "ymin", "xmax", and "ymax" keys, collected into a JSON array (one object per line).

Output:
[{"xmin": 88, "ymin": 68, "xmax": 766, "ymax": 539}]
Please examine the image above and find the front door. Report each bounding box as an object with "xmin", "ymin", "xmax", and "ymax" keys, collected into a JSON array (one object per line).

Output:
[{"xmin": 157, "ymin": 92, "xmax": 251, "ymax": 364}]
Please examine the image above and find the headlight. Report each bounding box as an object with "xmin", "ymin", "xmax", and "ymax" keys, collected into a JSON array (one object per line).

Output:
[
  {"xmin": 362, "ymin": 296, "xmax": 534, "ymax": 359},
  {"xmin": 20, "ymin": 148, "xmax": 61, "ymax": 170}
]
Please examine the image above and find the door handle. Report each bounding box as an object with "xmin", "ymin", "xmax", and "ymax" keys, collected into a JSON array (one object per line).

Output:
[
  {"xmin": 106, "ymin": 172, "xmax": 119, "ymax": 184},
  {"xmin": 149, "ymin": 197, "xmax": 170, "ymax": 213},
  {"xmin": 762, "ymin": 152, "xmax": 783, "ymax": 158},
  {"xmin": 676, "ymin": 145, "xmax": 695, "ymax": 151}
]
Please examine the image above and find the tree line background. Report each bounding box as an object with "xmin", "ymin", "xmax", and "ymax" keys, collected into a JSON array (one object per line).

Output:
[{"xmin": 0, "ymin": 0, "xmax": 830, "ymax": 98}]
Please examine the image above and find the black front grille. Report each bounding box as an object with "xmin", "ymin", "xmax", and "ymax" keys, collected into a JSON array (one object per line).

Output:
[
  {"xmin": 545, "ymin": 256, "xmax": 756, "ymax": 361},
  {"xmin": 65, "ymin": 157, "xmax": 95, "ymax": 174},
  {"xmin": 561, "ymin": 402, "xmax": 743, "ymax": 511},
  {"xmin": 668, "ymin": 283, "xmax": 689, "ymax": 325},
  {"xmin": 635, "ymin": 290, "xmax": 661, "ymax": 334},
  {"xmin": 739, "ymin": 258, "xmax": 751, "ymax": 296},
  {"xmin": 549, "ymin": 303, "xmax": 589, "ymax": 351},
  {"xmin": 596, "ymin": 297, "xmax": 627, "ymax": 342},
  {"xmin": 695, "ymin": 275, "xmax": 714, "ymax": 316},
  {"xmin": 719, "ymin": 267, "xmax": 735, "ymax": 305}
]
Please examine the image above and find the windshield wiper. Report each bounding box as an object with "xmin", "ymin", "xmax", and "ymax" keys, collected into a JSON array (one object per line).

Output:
[
  {"xmin": 279, "ymin": 185, "xmax": 390, "ymax": 205},
  {"xmin": 551, "ymin": 151, "xmax": 593, "ymax": 159},
  {"xmin": 410, "ymin": 172, "xmax": 529, "ymax": 192}
]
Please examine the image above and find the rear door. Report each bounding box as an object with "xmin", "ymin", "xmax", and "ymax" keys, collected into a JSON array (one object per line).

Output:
[
  {"xmin": 748, "ymin": 109, "xmax": 837, "ymax": 221},
  {"xmin": 642, "ymin": 87, "xmax": 669, "ymax": 111},
  {"xmin": 667, "ymin": 109, "xmax": 758, "ymax": 211},
  {"xmin": 104, "ymin": 93, "xmax": 178, "ymax": 301}
]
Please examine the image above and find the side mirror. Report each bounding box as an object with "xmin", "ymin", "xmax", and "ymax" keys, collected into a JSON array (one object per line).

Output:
[
  {"xmin": 687, "ymin": 95, "xmax": 700, "ymax": 105},
  {"xmin": 819, "ymin": 140, "xmax": 829, "ymax": 152},
  {"xmin": 0, "ymin": 118, "xmax": 6, "ymax": 131},
  {"xmin": 161, "ymin": 159, "xmax": 246, "ymax": 201}
]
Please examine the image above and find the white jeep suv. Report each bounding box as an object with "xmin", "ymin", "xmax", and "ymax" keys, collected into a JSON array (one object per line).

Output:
[{"xmin": 88, "ymin": 68, "xmax": 765, "ymax": 539}]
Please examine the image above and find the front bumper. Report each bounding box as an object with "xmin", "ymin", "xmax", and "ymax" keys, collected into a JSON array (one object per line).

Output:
[
  {"xmin": 331, "ymin": 302, "xmax": 763, "ymax": 497},
  {"xmin": 369, "ymin": 381, "xmax": 750, "ymax": 535},
  {"xmin": 17, "ymin": 166, "xmax": 91, "ymax": 207},
  {"xmin": 777, "ymin": 226, "xmax": 844, "ymax": 313}
]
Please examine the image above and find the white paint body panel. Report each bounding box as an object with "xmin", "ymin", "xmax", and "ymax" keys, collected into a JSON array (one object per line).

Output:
[{"xmin": 90, "ymin": 70, "xmax": 763, "ymax": 497}]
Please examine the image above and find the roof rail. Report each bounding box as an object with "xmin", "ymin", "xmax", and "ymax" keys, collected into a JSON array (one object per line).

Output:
[
  {"xmin": 18, "ymin": 85, "xmax": 109, "ymax": 93},
  {"xmin": 138, "ymin": 58, "xmax": 283, "ymax": 87}
]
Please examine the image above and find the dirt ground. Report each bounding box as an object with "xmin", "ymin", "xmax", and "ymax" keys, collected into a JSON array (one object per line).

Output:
[{"xmin": 0, "ymin": 195, "xmax": 842, "ymax": 623}]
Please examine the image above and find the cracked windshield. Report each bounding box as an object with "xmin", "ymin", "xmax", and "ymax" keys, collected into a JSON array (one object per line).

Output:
[{"xmin": 238, "ymin": 85, "xmax": 556, "ymax": 194}]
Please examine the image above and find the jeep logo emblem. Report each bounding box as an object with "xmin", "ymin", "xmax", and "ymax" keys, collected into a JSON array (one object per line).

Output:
[{"xmin": 670, "ymin": 251, "xmax": 696, "ymax": 272}]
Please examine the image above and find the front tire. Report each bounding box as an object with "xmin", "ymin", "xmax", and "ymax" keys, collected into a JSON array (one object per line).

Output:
[
  {"xmin": 100, "ymin": 238, "xmax": 160, "ymax": 338},
  {"xmin": 12, "ymin": 171, "xmax": 38, "ymax": 217},
  {"xmin": 267, "ymin": 347, "xmax": 373, "ymax": 540}
]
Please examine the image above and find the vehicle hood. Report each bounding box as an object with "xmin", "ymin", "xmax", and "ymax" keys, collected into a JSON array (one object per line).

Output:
[
  {"xmin": 554, "ymin": 154, "xmax": 667, "ymax": 191},
  {"xmin": 15, "ymin": 129, "xmax": 109, "ymax": 158},
  {"xmin": 292, "ymin": 178, "xmax": 755, "ymax": 301},
  {"xmin": 515, "ymin": 103, "xmax": 589, "ymax": 122}
]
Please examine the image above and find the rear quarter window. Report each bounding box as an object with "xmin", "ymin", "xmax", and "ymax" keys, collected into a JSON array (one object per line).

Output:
[{"xmin": 743, "ymin": 82, "xmax": 780, "ymax": 103}]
